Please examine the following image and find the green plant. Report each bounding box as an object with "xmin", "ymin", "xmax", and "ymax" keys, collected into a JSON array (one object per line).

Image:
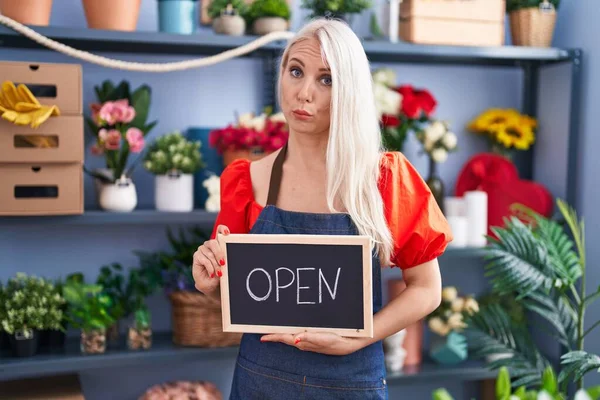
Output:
[
  {"xmin": 126, "ymin": 267, "xmax": 158, "ymax": 330},
  {"xmin": 96, "ymin": 263, "xmax": 128, "ymax": 322},
  {"xmin": 465, "ymin": 199, "xmax": 600, "ymax": 392},
  {"xmin": 62, "ymin": 282, "xmax": 115, "ymax": 333},
  {"xmin": 246, "ymin": 0, "xmax": 291, "ymax": 25},
  {"xmin": 0, "ymin": 273, "xmax": 65, "ymax": 337},
  {"xmin": 432, "ymin": 366, "xmax": 600, "ymax": 400},
  {"xmin": 506, "ymin": 0, "xmax": 560, "ymax": 12},
  {"xmin": 300, "ymin": 0, "xmax": 372, "ymax": 19},
  {"xmin": 207, "ymin": 0, "xmax": 249, "ymax": 19},
  {"xmin": 143, "ymin": 131, "xmax": 204, "ymax": 175}
]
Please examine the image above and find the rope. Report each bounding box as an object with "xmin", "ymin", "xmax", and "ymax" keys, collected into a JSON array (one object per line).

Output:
[{"xmin": 0, "ymin": 15, "xmax": 295, "ymax": 72}]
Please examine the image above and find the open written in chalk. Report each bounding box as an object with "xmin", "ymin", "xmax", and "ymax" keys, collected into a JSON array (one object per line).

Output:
[{"xmin": 219, "ymin": 234, "xmax": 373, "ymax": 338}]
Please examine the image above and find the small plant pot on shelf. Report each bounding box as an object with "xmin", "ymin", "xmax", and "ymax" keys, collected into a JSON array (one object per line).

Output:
[
  {"xmin": 9, "ymin": 330, "xmax": 38, "ymax": 358},
  {"xmin": 81, "ymin": 329, "xmax": 107, "ymax": 355},
  {"xmin": 0, "ymin": 0, "xmax": 53, "ymax": 26},
  {"xmin": 213, "ymin": 15, "xmax": 246, "ymax": 36},
  {"xmin": 98, "ymin": 177, "xmax": 138, "ymax": 212},
  {"xmin": 155, "ymin": 172, "xmax": 194, "ymax": 212},
  {"xmin": 82, "ymin": 0, "xmax": 142, "ymax": 31},
  {"xmin": 252, "ymin": 17, "xmax": 288, "ymax": 35},
  {"xmin": 158, "ymin": 0, "xmax": 199, "ymax": 34},
  {"xmin": 128, "ymin": 326, "xmax": 153, "ymax": 350},
  {"xmin": 509, "ymin": 6, "xmax": 557, "ymax": 47}
]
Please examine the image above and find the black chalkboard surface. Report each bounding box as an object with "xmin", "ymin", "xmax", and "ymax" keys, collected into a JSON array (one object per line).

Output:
[{"xmin": 219, "ymin": 234, "xmax": 373, "ymax": 338}]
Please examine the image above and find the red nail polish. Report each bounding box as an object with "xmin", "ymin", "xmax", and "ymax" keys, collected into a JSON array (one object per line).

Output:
[
  {"xmin": 294, "ymin": 338, "xmax": 300, "ymax": 344},
  {"xmin": 219, "ymin": 259, "xmax": 225, "ymax": 266},
  {"xmin": 225, "ymin": 228, "xmax": 230, "ymax": 235},
  {"xmin": 210, "ymin": 273, "xmax": 215, "ymax": 278},
  {"xmin": 217, "ymin": 271, "xmax": 222, "ymax": 277}
]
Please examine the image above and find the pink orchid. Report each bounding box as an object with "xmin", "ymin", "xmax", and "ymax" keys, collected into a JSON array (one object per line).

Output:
[
  {"xmin": 126, "ymin": 127, "xmax": 144, "ymax": 153},
  {"xmin": 99, "ymin": 129, "xmax": 121, "ymax": 150},
  {"xmin": 112, "ymin": 99, "xmax": 136, "ymax": 124}
]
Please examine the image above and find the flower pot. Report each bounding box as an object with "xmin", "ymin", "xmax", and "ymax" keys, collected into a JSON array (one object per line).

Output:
[
  {"xmin": 252, "ymin": 17, "xmax": 288, "ymax": 35},
  {"xmin": 81, "ymin": 329, "xmax": 106, "ymax": 355},
  {"xmin": 9, "ymin": 330, "xmax": 38, "ymax": 358},
  {"xmin": 429, "ymin": 331, "xmax": 468, "ymax": 365},
  {"xmin": 212, "ymin": 15, "xmax": 246, "ymax": 36},
  {"xmin": 127, "ymin": 326, "xmax": 152, "ymax": 350},
  {"xmin": 82, "ymin": 0, "xmax": 141, "ymax": 31},
  {"xmin": 98, "ymin": 177, "xmax": 137, "ymax": 212},
  {"xmin": 158, "ymin": 0, "xmax": 198, "ymax": 34},
  {"xmin": 155, "ymin": 172, "xmax": 194, "ymax": 212},
  {"xmin": 0, "ymin": 0, "xmax": 53, "ymax": 26},
  {"xmin": 383, "ymin": 329, "xmax": 407, "ymax": 372},
  {"xmin": 509, "ymin": 7, "xmax": 557, "ymax": 48}
]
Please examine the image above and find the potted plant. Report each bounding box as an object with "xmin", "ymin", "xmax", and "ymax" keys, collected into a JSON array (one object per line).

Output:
[
  {"xmin": 96, "ymin": 263, "xmax": 129, "ymax": 347},
  {"xmin": 157, "ymin": 0, "xmax": 199, "ymax": 34},
  {"xmin": 208, "ymin": 0, "xmax": 248, "ymax": 36},
  {"xmin": 125, "ymin": 267, "xmax": 157, "ymax": 351},
  {"xmin": 426, "ymin": 286, "xmax": 479, "ymax": 365},
  {"xmin": 0, "ymin": 0, "xmax": 53, "ymax": 26},
  {"xmin": 507, "ymin": 0, "xmax": 559, "ymax": 48},
  {"xmin": 300, "ymin": 0, "xmax": 371, "ymax": 29},
  {"xmin": 467, "ymin": 107, "xmax": 537, "ymax": 160},
  {"xmin": 0, "ymin": 273, "xmax": 65, "ymax": 358},
  {"xmin": 82, "ymin": 0, "xmax": 142, "ymax": 31},
  {"xmin": 246, "ymin": 0, "xmax": 291, "ymax": 35},
  {"xmin": 209, "ymin": 107, "xmax": 288, "ymax": 167},
  {"xmin": 86, "ymin": 80, "xmax": 157, "ymax": 212},
  {"xmin": 62, "ymin": 281, "xmax": 115, "ymax": 355},
  {"xmin": 144, "ymin": 131, "xmax": 204, "ymax": 212}
]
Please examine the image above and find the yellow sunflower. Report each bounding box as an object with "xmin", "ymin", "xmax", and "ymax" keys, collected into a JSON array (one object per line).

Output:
[
  {"xmin": 467, "ymin": 109, "xmax": 521, "ymax": 134},
  {"xmin": 494, "ymin": 121, "xmax": 536, "ymax": 150}
]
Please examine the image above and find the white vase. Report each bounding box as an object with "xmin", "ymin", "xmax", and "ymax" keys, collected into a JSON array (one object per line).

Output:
[
  {"xmin": 98, "ymin": 177, "xmax": 137, "ymax": 212},
  {"xmin": 155, "ymin": 172, "xmax": 193, "ymax": 212},
  {"xmin": 383, "ymin": 329, "xmax": 407, "ymax": 372}
]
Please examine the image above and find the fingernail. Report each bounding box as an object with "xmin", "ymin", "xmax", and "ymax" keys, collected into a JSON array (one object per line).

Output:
[
  {"xmin": 294, "ymin": 338, "xmax": 300, "ymax": 344},
  {"xmin": 217, "ymin": 270, "xmax": 222, "ymax": 277},
  {"xmin": 210, "ymin": 273, "xmax": 215, "ymax": 278},
  {"xmin": 219, "ymin": 259, "xmax": 225, "ymax": 266},
  {"xmin": 225, "ymin": 228, "xmax": 230, "ymax": 235}
]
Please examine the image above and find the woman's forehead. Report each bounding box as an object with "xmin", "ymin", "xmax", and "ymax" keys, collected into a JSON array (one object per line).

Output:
[{"xmin": 288, "ymin": 38, "xmax": 329, "ymax": 68}]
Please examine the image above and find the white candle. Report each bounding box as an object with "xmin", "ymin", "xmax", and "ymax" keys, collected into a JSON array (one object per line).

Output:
[
  {"xmin": 444, "ymin": 196, "xmax": 466, "ymax": 217},
  {"xmin": 447, "ymin": 216, "xmax": 468, "ymax": 248},
  {"xmin": 465, "ymin": 190, "xmax": 488, "ymax": 247},
  {"xmin": 389, "ymin": 0, "xmax": 400, "ymax": 43}
]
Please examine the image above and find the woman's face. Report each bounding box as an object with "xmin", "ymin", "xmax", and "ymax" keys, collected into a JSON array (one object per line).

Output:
[{"xmin": 280, "ymin": 37, "xmax": 332, "ymax": 138}]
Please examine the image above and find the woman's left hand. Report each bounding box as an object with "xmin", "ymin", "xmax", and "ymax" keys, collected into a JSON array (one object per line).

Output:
[{"xmin": 260, "ymin": 332, "xmax": 368, "ymax": 356}]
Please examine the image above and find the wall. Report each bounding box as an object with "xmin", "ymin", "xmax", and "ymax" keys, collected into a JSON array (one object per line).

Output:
[{"xmin": 0, "ymin": 0, "xmax": 586, "ymax": 398}]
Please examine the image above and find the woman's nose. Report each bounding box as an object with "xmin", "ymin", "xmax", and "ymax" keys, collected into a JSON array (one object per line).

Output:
[{"xmin": 297, "ymin": 80, "xmax": 313, "ymax": 103}]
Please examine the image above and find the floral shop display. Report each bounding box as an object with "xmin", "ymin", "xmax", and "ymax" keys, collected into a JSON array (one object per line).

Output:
[
  {"xmin": 209, "ymin": 108, "xmax": 288, "ymax": 167},
  {"xmin": 144, "ymin": 131, "xmax": 204, "ymax": 212},
  {"xmin": 82, "ymin": 0, "xmax": 141, "ymax": 31},
  {"xmin": 415, "ymin": 119, "xmax": 457, "ymax": 214},
  {"xmin": 372, "ymin": 67, "xmax": 437, "ymax": 153},
  {"xmin": 0, "ymin": 273, "xmax": 65, "ymax": 358},
  {"xmin": 86, "ymin": 80, "xmax": 157, "ymax": 213},
  {"xmin": 0, "ymin": 0, "xmax": 53, "ymax": 26},
  {"xmin": 246, "ymin": 0, "xmax": 291, "ymax": 35},
  {"xmin": 158, "ymin": 0, "xmax": 199, "ymax": 34},
  {"xmin": 426, "ymin": 286, "xmax": 479, "ymax": 365},
  {"xmin": 508, "ymin": 0, "xmax": 559, "ymax": 48}
]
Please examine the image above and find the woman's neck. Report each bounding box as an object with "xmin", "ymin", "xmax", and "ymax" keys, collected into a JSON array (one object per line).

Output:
[{"xmin": 285, "ymin": 132, "xmax": 328, "ymax": 172}]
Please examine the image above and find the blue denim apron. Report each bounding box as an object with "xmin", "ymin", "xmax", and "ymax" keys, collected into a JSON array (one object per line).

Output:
[{"xmin": 229, "ymin": 143, "xmax": 388, "ymax": 399}]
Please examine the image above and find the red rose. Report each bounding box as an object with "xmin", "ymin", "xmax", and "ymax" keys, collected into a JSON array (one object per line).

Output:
[
  {"xmin": 415, "ymin": 89, "xmax": 436, "ymax": 116},
  {"xmin": 382, "ymin": 114, "xmax": 400, "ymax": 127}
]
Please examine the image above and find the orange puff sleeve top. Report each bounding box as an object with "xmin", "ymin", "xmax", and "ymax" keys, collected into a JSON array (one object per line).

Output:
[{"xmin": 211, "ymin": 151, "xmax": 453, "ymax": 270}]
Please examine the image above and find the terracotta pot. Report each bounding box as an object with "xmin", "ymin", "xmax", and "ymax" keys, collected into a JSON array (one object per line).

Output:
[
  {"xmin": 387, "ymin": 278, "xmax": 424, "ymax": 366},
  {"xmin": 222, "ymin": 147, "xmax": 269, "ymax": 167},
  {"xmin": 0, "ymin": 0, "xmax": 53, "ymax": 26},
  {"xmin": 82, "ymin": 0, "xmax": 141, "ymax": 31}
]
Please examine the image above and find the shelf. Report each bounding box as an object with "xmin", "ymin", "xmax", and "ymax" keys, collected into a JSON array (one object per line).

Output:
[
  {"xmin": 0, "ymin": 332, "xmax": 495, "ymax": 383},
  {"xmin": 0, "ymin": 25, "xmax": 576, "ymax": 67},
  {"xmin": 0, "ymin": 209, "xmax": 218, "ymax": 226}
]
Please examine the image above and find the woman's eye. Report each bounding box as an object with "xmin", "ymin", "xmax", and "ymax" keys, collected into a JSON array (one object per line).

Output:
[
  {"xmin": 321, "ymin": 76, "xmax": 332, "ymax": 86},
  {"xmin": 290, "ymin": 67, "xmax": 302, "ymax": 78}
]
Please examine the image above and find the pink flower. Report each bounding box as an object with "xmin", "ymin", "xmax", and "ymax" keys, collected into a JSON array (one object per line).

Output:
[
  {"xmin": 91, "ymin": 143, "xmax": 104, "ymax": 155},
  {"xmin": 113, "ymin": 99, "xmax": 136, "ymax": 123},
  {"xmin": 99, "ymin": 129, "xmax": 121, "ymax": 150},
  {"xmin": 98, "ymin": 102, "xmax": 118, "ymax": 125},
  {"xmin": 126, "ymin": 127, "xmax": 144, "ymax": 153},
  {"xmin": 90, "ymin": 103, "xmax": 102, "ymax": 125}
]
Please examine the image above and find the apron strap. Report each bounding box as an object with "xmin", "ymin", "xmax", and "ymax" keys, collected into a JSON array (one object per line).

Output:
[{"xmin": 266, "ymin": 142, "xmax": 288, "ymax": 206}]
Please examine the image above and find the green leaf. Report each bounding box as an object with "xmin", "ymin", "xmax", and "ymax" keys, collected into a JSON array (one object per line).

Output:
[
  {"xmin": 130, "ymin": 85, "xmax": 151, "ymax": 128},
  {"xmin": 432, "ymin": 388, "xmax": 455, "ymax": 400},
  {"xmin": 541, "ymin": 366, "xmax": 558, "ymax": 394},
  {"xmin": 496, "ymin": 367, "xmax": 511, "ymax": 400},
  {"xmin": 62, "ymin": 286, "xmax": 82, "ymax": 304},
  {"xmin": 586, "ymin": 385, "xmax": 600, "ymax": 400},
  {"xmin": 558, "ymin": 351, "xmax": 600, "ymax": 390}
]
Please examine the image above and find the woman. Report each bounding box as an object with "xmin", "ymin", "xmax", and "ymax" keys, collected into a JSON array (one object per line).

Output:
[{"xmin": 192, "ymin": 18, "xmax": 452, "ymax": 399}]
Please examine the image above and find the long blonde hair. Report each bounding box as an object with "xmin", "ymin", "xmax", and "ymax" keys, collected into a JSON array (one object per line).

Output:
[{"xmin": 277, "ymin": 18, "xmax": 395, "ymax": 266}]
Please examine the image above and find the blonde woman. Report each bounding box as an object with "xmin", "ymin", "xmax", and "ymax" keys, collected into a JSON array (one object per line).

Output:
[{"xmin": 192, "ymin": 18, "xmax": 452, "ymax": 399}]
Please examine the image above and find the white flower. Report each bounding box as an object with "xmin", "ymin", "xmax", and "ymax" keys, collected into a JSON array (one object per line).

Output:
[
  {"xmin": 425, "ymin": 121, "xmax": 446, "ymax": 143},
  {"xmin": 451, "ymin": 298, "xmax": 465, "ymax": 312},
  {"xmin": 464, "ymin": 298, "xmax": 479, "ymax": 314},
  {"xmin": 574, "ymin": 389, "xmax": 593, "ymax": 400},
  {"xmin": 442, "ymin": 132, "xmax": 457, "ymax": 150},
  {"xmin": 373, "ymin": 83, "xmax": 402, "ymax": 117},
  {"xmin": 428, "ymin": 317, "xmax": 450, "ymax": 336},
  {"xmin": 431, "ymin": 148, "xmax": 448, "ymax": 163},
  {"xmin": 252, "ymin": 115, "xmax": 267, "ymax": 132},
  {"xmin": 442, "ymin": 287, "xmax": 457, "ymax": 302},
  {"xmin": 238, "ymin": 112, "xmax": 255, "ymax": 128},
  {"xmin": 372, "ymin": 68, "xmax": 396, "ymax": 87},
  {"xmin": 269, "ymin": 112, "xmax": 287, "ymax": 123},
  {"xmin": 203, "ymin": 175, "xmax": 221, "ymax": 212},
  {"xmin": 447, "ymin": 313, "xmax": 466, "ymax": 330},
  {"xmin": 537, "ymin": 390, "xmax": 554, "ymax": 400}
]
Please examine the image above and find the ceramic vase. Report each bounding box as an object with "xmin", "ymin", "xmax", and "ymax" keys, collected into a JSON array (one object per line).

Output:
[
  {"xmin": 429, "ymin": 331, "xmax": 468, "ymax": 365},
  {"xmin": 252, "ymin": 17, "xmax": 288, "ymax": 35},
  {"xmin": 155, "ymin": 172, "xmax": 194, "ymax": 212},
  {"xmin": 98, "ymin": 177, "xmax": 137, "ymax": 212},
  {"xmin": 0, "ymin": 0, "xmax": 53, "ymax": 26},
  {"xmin": 383, "ymin": 329, "xmax": 407, "ymax": 372}
]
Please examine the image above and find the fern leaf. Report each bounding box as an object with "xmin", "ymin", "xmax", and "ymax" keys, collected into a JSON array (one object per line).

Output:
[{"xmin": 558, "ymin": 351, "xmax": 600, "ymax": 389}]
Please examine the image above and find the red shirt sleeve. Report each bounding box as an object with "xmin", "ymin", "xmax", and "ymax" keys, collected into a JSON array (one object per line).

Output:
[
  {"xmin": 379, "ymin": 152, "xmax": 453, "ymax": 270},
  {"xmin": 210, "ymin": 159, "xmax": 254, "ymax": 239}
]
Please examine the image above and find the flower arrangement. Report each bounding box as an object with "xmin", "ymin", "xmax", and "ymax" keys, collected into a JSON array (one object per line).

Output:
[
  {"xmin": 467, "ymin": 108, "xmax": 537, "ymax": 158},
  {"xmin": 0, "ymin": 273, "xmax": 65, "ymax": 339},
  {"xmin": 427, "ymin": 286, "xmax": 479, "ymax": 337},
  {"xmin": 143, "ymin": 131, "xmax": 204, "ymax": 175},
  {"xmin": 372, "ymin": 68, "xmax": 437, "ymax": 152},
  {"xmin": 415, "ymin": 120, "xmax": 458, "ymax": 164},
  {"xmin": 209, "ymin": 107, "xmax": 288, "ymax": 158},
  {"xmin": 86, "ymin": 80, "xmax": 157, "ymax": 183}
]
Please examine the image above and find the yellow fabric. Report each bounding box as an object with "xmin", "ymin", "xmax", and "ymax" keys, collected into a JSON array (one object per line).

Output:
[{"xmin": 0, "ymin": 81, "xmax": 60, "ymax": 129}]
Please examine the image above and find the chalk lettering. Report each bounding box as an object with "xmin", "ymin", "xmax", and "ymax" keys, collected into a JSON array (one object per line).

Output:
[
  {"xmin": 319, "ymin": 267, "xmax": 341, "ymax": 303},
  {"xmin": 246, "ymin": 268, "xmax": 272, "ymax": 301},
  {"xmin": 275, "ymin": 267, "xmax": 295, "ymax": 302},
  {"xmin": 297, "ymin": 268, "xmax": 316, "ymax": 305}
]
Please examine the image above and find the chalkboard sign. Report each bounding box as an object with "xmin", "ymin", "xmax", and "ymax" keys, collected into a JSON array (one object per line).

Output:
[{"xmin": 219, "ymin": 234, "xmax": 373, "ymax": 338}]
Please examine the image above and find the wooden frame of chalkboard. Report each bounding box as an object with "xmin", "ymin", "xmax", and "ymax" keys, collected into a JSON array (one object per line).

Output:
[{"xmin": 218, "ymin": 233, "xmax": 373, "ymax": 338}]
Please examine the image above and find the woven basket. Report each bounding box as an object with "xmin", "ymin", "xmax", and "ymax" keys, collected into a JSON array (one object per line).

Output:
[
  {"xmin": 509, "ymin": 8, "xmax": 557, "ymax": 47},
  {"xmin": 169, "ymin": 291, "xmax": 242, "ymax": 347}
]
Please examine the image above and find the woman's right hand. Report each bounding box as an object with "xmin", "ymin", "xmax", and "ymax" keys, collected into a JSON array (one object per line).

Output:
[{"xmin": 192, "ymin": 224, "xmax": 230, "ymax": 295}]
